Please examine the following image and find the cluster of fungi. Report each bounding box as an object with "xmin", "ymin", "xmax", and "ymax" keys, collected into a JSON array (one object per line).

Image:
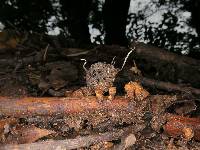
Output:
[
  {"xmin": 82, "ymin": 59, "xmax": 149, "ymax": 101},
  {"xmin": 85, "ymin": 62, "xmax": 119, "ymax": 100},
  {"xmin": 79, "ymin": 48, "xmax": 143, "ymax": 100}
]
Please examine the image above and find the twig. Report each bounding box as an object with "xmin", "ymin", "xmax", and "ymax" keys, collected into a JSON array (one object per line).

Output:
[{"xmin": 43, "ymin": 44, "xmax": 49, "ymax": 62}]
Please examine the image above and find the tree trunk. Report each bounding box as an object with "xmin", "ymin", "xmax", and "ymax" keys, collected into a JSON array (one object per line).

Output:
[
  {"xmin": 103, "ymin": 0, "xmax": 130, "ymax": 46},
  {"xmin": 60, "ymin": 0, "xmax": 92, "ymax": 45}
]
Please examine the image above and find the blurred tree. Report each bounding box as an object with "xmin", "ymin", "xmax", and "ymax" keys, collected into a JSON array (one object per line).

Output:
[
  {"xmin": 0, "ymin": 0, "xmax": 54, "ymax": 32},
  {"xmin": 190, "ymin": 1, "xmax": 200, "ymax": 37},
  {"xmin": 59, "ymin": 0, "xmax": 130, "ymax": 46},
  {"xmin": 0, "ymin": 0, "xmax": 199, "ymax": 58},
  {"xmin": 102, "ymin": 0, "xmax": 130, "ymax": 46},
  {"xmin": 59, "ymin": 0, "xmax": 92, "ymax": 45},
  {"xmin": 126, "ymin": 0, "xmax": 199, "ymax": 58},
  {"xmin": 183, "ymin": 0, "xmax": 200, "ymax": 58}
]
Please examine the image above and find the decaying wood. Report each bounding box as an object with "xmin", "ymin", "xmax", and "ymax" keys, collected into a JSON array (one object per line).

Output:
[
  {"xmin": 150, "ymin": 95, "xmax": 178, "ymax": 115},
  {"xmin": 163, "ymin": 114, "xmax": 200, "ymax": 141},
  {"xmin": 149, "ymin": 95, "xmax": 178, "ymax": 132},
  {"xmin": 140, "ymin": 77, "xmax": 200, "ymax": 96},
  {"xmin": 0, "ymin": 93, "xmax": 181, "ymax": 119},
  {"xmin": 1, "ymin": 128, "xmax": 128, "ymax": 150},
  {"xmin": 0, "ymin": 96, "xmax": 131, "ymax": 117}
]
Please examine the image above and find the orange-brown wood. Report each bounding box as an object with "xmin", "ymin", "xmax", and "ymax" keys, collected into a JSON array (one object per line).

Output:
[{"xmin": 0, "ymin": 96, "xmax": 130, "ymax": 117}]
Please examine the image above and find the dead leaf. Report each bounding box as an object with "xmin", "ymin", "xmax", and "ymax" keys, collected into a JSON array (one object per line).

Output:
[{"xmin": 6, "ymin": 125, "xmax": 55, "ymax": 144}]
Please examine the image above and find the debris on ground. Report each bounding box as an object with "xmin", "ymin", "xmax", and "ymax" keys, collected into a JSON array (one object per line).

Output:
[{"xmin": 0, "ymin": 30, "xmax": 200, "ymax": 149}]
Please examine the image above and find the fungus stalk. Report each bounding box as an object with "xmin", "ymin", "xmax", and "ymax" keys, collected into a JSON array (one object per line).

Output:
[
  {"xmin": 80, "ymin": 59, "xmax": 87, "ymax": 71},
  {"xmin": 120, "ymin": 47, "xmax": 135, "ymax": 71}
]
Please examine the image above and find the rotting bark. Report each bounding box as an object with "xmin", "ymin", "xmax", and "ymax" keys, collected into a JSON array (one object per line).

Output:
[{"xmin": 0, "ymin": 128, "xmax": 129, "ymax": 150}]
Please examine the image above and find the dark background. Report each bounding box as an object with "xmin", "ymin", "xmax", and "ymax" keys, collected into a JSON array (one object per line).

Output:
[{"xmin": 0, "ymin": 0, "xmax": 199, "ymax": 58}]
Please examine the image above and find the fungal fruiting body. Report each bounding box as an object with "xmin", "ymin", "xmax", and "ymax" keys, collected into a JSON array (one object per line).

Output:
[
  {"xmin": 86, "ymin": 62, "xmax": 119, "ymax": 94},
  {"xmin": 124, "ymin": 81, "xmax": 149, "ymax": 100},
  {"xmin": 80, "ymin": 47, "xmax": 135, "ymax": 100}
]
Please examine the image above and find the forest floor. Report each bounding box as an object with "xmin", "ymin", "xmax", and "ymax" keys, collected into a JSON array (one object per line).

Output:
[{"xmin": 0, "ymin": 30, "xmax": 200, "ymax": 149}]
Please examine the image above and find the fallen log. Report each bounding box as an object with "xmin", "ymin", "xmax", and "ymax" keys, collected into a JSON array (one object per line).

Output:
[
  {"xmin": 0, "ymin": 96, "xmax": 131, "ymax": 117},
  {"xmin": 131, "ymin": 42, "xmax": 200, "ymax": 67},
  {"xmin": 131, "ymin": 42, "xmax": 200, "ymax": 88},
  {"xmin": 1, "ymin": 128, "xmax": 129, "ymax": 150},
  {"xmin": 140, "ymin": 77, "xmax": 200, "ymax": 96}
]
